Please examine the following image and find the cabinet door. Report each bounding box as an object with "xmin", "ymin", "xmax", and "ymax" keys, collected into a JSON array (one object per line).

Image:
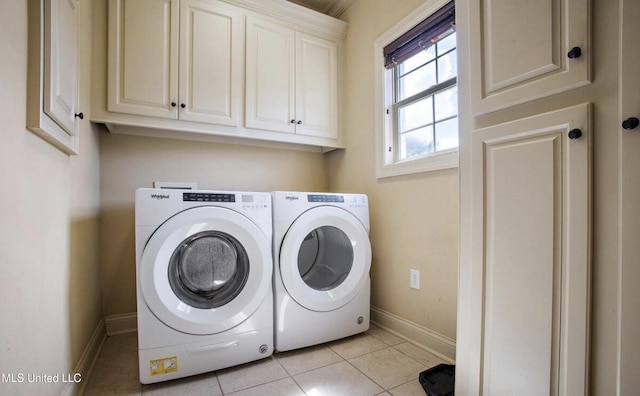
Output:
[
  {"xmin": 295, "ymin": 33, "xmax": 338, "ymax": 139},
  {"xmin": 27, "ymin": 0, "xmax": 80, "ymax": 154},
  {"xmin": 618, "ymin": 0, "xmax": 640, "ymax": 391},
  {"xmin": 44, "ymin": 0, "xmax": 79, "ymax": 135},
  {"xmin": 179, "ymin": 0, "xmax": 243, "ymax": 126},
  {"xmin": 469, "ymin": 0, "xmax": 590, "ymax": 115},
  {"xmin": 467, "ymin": 104, "xmax": 590, "ymax": 395},
  {"xmin": 245, "ymin": 17, "xmax": 296, "ymax": 134},
  {"xmin": 108, "ymin": 0, "xmax": 179, "ymax": 118}
]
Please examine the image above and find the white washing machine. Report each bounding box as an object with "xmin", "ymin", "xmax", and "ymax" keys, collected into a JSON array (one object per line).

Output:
[
  {"xmin": 272, "ymin": 191, "xmax": 372, "ymax": 352},
  {"xmin": 135, "ymin": 188, "xmax": 273, "ymax": 384}
]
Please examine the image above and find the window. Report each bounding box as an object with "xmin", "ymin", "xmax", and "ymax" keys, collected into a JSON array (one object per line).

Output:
[
  {"xmin": 375, "ymin": 1, "xmax": 458, "ymax": 177},
  {"xmin": 393, "ymin": 29, "xmax": 457, "ymax": 159}
]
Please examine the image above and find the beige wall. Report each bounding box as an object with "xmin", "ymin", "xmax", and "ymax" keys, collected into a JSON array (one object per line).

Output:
[
  {"xmin": 327, "ymin": 0, "xmax": 459, "ymax": 340},
  {"xmin": 0, "ymin": 1, "xmax": 102, "ymax": 395},
  {"xmin": 99, "ymin": 134, "xmax": 328, "ymax": 316}
]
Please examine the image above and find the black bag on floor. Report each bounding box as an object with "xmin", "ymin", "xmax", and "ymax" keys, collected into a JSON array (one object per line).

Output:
[{"xmin": 419, "ymin": 364, "xmax": 455, "ymax": 396}]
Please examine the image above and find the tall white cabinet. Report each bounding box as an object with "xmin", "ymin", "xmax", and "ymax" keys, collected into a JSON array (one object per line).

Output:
[{"xmin": 457, "ymin": 0, "xmax": 592, "ymax": 394}]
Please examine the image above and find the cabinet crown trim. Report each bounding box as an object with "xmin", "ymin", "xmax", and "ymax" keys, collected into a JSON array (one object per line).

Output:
[{"xmin": 221, "ymin": 0, "xmax": 348, "ymax": 39}]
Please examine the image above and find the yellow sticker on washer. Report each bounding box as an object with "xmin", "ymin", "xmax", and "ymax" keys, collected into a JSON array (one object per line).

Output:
[{"xmin": 149, "ymin": 356, "xmax": 178, "ymax": 376}]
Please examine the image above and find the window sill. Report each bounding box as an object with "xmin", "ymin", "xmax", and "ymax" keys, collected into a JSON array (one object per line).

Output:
[{"xmin": 376, "ymin": 150, "xmax": 458, "ymax": 178}]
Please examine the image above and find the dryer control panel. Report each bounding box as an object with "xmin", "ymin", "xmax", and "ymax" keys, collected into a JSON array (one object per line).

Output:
[
  {"xmin": 272, "ymin": 191, "xmax": 369, "ymax": 230},
  {"xmin": 305, "ymin": 194, "xmax": 368, "ymax": 209}
]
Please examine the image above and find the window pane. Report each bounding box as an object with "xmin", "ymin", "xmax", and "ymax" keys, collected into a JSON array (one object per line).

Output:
[
  {"xmin": 398, "ymin": 46, "xmax": 436, "ymax": 75},
  {"xmin": 434, "ymin": 86, "xmax": 457, "ymax": 122},
  {"xmin": 437, "ymin": 49, "xmax": 457, "ymax": 83},
  {"xmin": 400, "ymin": 125, "xmax": 434, "ymax": 159},
  {"xmin": 435, "ymin": 117, "xmax": 458, "ymax": 151},
  {"xmin": 399, "ymin": 97, "xmax": 433, "ymax": 132},
  {"xmin": 436, "ymin": 30, "xmax": 456, "ymax": 56},
  {"xmin": 398, "ymin": 62, "xmax": 436, "ymax": 100}
]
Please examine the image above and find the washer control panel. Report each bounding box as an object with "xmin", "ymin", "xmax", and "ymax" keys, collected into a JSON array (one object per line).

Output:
[
  {"xmin": 307, "ymin": 194, "xmax": 344, "ymax": 203},
  {"xmin": 183, "ymin": 192, "xmax": 235, "ymax": 202}
]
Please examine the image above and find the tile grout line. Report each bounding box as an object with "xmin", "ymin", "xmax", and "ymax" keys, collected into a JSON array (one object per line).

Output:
[
  {"xmin": 344, "ymin": 346, "xmax": 392, "ymax": 392},
  {"xmin": 343, "ymin": 340, "xmax": 431, "ymax": 393}
]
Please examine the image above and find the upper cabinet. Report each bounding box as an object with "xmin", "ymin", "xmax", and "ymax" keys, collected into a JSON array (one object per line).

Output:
[
  {"xmin": 246, "ymin": 17, "xmax": 338, "ymax": 140},
  {"xmin": 295, "ymin": 32, "xmax": 338, "ymax": 139},
  {"xmin": 27, "ymin": 0, "xmax": 81, "ymax": 154},
  {"xmin": 94, "ymin": 0, "xmax": 347, "ymax": 151},
  {"xmin": 108, "ymin": 0, "xmax": 178, "ymax": 119},
  {"xmin": 179, "ymin": 0, "xmax": 243, "ymax": 125},
  {"xmin": 468, "ymin": 0, "xmax": 590, "ymax": 115},
  {"xmin": 108, "ymin": 0, "xmax": 243, "ymax": 126}
]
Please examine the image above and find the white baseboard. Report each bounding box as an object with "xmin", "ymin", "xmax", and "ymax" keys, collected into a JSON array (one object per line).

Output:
[
  {"xmin": 62, "ymin": 319, "xmax": 106, "ymax": 396},
  {"xmin": 104, "ymin": 312, "xmax": 138, "ymax": 335},
  {"xmin": 370, "ymin": 305, "xmax": 456, "ymax": 362}
]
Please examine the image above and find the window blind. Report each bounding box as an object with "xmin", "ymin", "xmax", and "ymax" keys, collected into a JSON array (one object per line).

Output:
[{"xmin": 383, "ymin": 1, "xmax": 455, "ymax": 69}]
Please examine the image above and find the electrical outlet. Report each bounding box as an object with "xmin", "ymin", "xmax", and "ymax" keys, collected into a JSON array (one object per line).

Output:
[{"xmin": 410, "ymin": 269, "xmax": 420, "ymax": 290}]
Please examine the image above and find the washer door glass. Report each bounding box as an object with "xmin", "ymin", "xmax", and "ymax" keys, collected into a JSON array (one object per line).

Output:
[
  {"xmin": 169, "ymin": 231, "xmax": 249, "ymax": 309},
  {"xmin": 139, "ymin": 206, "xmax": 272, "ymax": 335},
  {"xmin": 298, "ymin": 226, "xmax": 353, "ymax": 291}
]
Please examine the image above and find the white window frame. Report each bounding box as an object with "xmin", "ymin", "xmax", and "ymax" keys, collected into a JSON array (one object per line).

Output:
[{"xmin": 374, "ymin": 0, "xmax": 458, "ymax": 178}]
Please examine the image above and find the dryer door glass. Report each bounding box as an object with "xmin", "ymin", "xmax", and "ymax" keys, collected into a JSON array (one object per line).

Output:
[
  {"xmin": 298, "ymin": 226, "xmax": 354, "ymax": 291},
  {"xmin": 168, "ymin": 231, "xmax": 250, "ymax": 309}
]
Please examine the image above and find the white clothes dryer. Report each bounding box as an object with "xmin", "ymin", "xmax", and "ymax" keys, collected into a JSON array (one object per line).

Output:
[
  {"xmin": 135, "ymin": 188, "xmax": 273, "ymax": 384},
  {"xmin": 272, "ymin": 191, "xmax": 371, "ymax": 352}
]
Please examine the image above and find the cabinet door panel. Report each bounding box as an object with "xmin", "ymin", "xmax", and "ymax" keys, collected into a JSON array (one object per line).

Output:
[
  {"xmin": 295, "ymin": 33, "xmax": 338, "ymax": 139},
  {"xmin": 27, "ymin": 0, "xmax": 79, "ymax": 154},
  {"xmin": 44, "ymin": 0, "xmax": 78, "ymax": 135},
  {"xmin": 618, "ymin": 0, "xmax": 640, "ymax": 391},
  {"xmin": 179, "ymin": 0, "xmax": 243, "ymax": 125},
  {"xmin": 108, "ymin": 0, "xmax": 178, "ymax": 118},
  {"xmin": 483, "ymin": 133, "xmax": 561, "ymax": 396},
  {"xmin": 469, "ymin": 104, "xmax": 590, "ymax": 395},
  {"xmin": 245, "ymin": 17, "xmax": 295, "ymax": 134},
  {"xmin": 469, "ymin": 0, "xmax": 590, "ymax": 115}
]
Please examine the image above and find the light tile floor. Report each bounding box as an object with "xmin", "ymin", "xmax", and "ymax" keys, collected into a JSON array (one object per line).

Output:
[{"xmin": 83, "ymin": 325, "xmax": 448, "ymax": 396}]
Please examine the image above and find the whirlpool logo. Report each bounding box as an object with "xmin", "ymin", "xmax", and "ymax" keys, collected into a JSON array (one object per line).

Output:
[
  {"xmin": 285, "ymin": 196, "xmax": 299, "ymax": 201},
  {"xmin": 151, "ymin": 194, "xmax": 170, "ymax": 200}
]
